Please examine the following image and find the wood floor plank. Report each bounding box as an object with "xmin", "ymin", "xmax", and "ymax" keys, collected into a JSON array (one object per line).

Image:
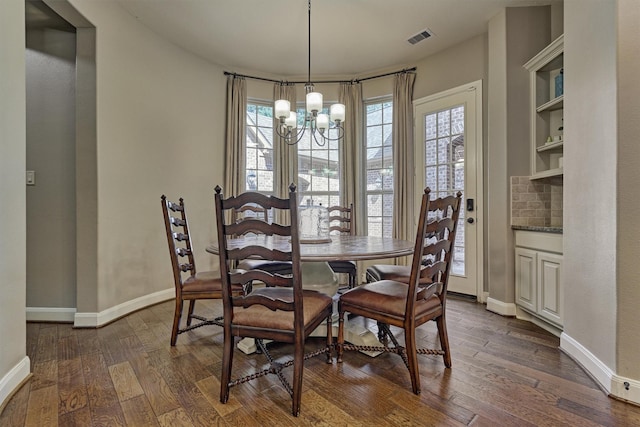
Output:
[
  {"xmin": 88, "ymin": 402, "xmax": 127, "ymax": 427},
  {"xmin": 108, "ymin": 362, "xmax": 145, "ymax": 402},
  {"xmin": 120, "ymin": 394, "xmax": 160, "ymax": 427},
  {"xmin": 82, "ymin": 352, "xmax": 120, "ymax": 410},
  {"xmin": 57, "ymin": 357, "xmax": 88, "ymax": 415},
  {"xmin": 157, "ymin": 407, "xmax": 197, "ymax": 427},
  {"xmin": 24, "ymin": 384, "xmax": 58, "ymax": 427},
  {"xmin": 127, "ymin": 351, "xmax": 181, "ymax": 417},
  {"xmin": 30, "ymin": 359, "xmax": 58, "ymax": 391},
  {"xmin": 58, "ymin": 405, "xmax": 91, "ymax": 427}
]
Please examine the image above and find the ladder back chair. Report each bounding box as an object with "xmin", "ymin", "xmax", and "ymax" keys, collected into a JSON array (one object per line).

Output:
[
  {"xmin": 337, "ymin": 188, "xmax": 462, "ymax": 394},
  {"xmin": 214, "ymin": 184, "xmax": 333, "ymax": 417},
  {"xmin": 161, "ymin": 195, "xmax": 244, "ymax": 346},
  {"xmin": 233, "ymin": 204, "xmax": 293, "ymax": 276},
  {"xmin": 327, "ymin": 203, "xmax": 357, "ymax": 288}
]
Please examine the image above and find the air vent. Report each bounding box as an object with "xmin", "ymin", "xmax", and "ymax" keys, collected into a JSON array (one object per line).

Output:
[{"xmin": 407, "ymin": 29, "xmax": 433, "ymax": 45}]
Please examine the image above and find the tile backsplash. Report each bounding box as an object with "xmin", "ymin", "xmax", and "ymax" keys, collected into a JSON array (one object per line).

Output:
[{"xmin": 511, "ymin": 176, "xmax": 563, "ymax": 227}]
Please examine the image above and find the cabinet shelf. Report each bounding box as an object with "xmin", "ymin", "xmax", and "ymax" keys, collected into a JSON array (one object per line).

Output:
[
  {"xmin": 536, "ymin": 141, "xmax": 563, "ymax": 152},
  {"xmin": 525, "ymin": 34, "xmax": 564, "ymax": 179},
  {"xmin": 530, "ymin": 168, "xmax": 563, "ymax": 180},
  {"xmin": 536, "ymin": 95, "xmax": 564, "ymax": 113}
]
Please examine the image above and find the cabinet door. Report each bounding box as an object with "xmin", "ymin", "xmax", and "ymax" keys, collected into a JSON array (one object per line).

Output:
[
  {"xmin": 537, "ymin": 252, "xmax": 563, "ymax": 326},
  {"xmin": 515, "ymin": 248, "xmax": 537, "ymax": 312}
]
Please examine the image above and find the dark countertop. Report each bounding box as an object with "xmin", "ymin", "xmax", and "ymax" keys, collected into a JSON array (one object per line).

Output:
[{"xmin": 511, "ymin": 225, "xmax": 563, "ymax": 234}]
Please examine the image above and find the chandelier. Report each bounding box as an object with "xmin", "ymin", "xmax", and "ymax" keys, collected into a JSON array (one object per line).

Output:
[{"xmin": 274, "ymin": 0, "xmax": 345, "ymax": 146}]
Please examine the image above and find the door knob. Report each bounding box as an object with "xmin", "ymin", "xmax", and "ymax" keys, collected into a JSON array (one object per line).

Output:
[{"xmin": 467, "ymin": 217, "xmax": 475, "ymax": 224}]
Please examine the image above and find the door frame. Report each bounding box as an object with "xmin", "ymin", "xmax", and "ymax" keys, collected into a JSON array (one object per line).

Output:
[{"xmin": 413, "ymin": 80, "xmax": 484, "ymax": 301}]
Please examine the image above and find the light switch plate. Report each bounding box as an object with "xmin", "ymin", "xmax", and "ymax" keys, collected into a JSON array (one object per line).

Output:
[{"xmin": 26, "ymin": 170, "xmax": 35, "ymax": 186}]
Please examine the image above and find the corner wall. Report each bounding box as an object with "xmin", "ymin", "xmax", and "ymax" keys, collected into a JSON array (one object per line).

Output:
[
  {"xmin": 561, "ymin": 0, "xmax": 618, "ymax": 392},
  {"xmin": 0, "ymin": 0, "xmax": 30, "ymax": 407}
]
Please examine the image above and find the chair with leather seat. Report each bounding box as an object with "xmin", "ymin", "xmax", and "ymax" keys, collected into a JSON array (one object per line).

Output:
[
  {"xmin": 214, "ymin": 184, "xmax": 333, "ymax": 417},
  {"xmin": 161, "ymin": 195, "xmax": 245, "ymax": 346},
  {"xmin": 365, "ymin": 220, "xmax": 446, "ymax": 285},
  {"xmin": 337, "ymin": 188, "xmax": 462, "ymax": 394},
  {"xmin": 327, "ymin": 203, "xmax": 358, "ymax": 288}
]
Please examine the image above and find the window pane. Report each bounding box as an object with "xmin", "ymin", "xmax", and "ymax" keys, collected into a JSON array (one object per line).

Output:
[
  {"xmin": 245, "ymin": 102, "xmax": 274, "ymax": 194},
  {"xmin": 365, "ymin": 99, "xmax": 393, "ymax": 236}
]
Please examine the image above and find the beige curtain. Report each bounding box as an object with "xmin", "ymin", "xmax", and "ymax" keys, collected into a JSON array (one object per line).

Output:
[
  {"xmin": 224, "ymin": 75, "xmax": 246, "ymax": 198},
  {"xmin": 273, "ymin": 82, "xmax": 297, "ymax": 224},
  {"xmin": 338, "ymin": 82, "xmax": 363, "ymax": 232},
  {"xmin": 392, "ymin": 72, "xmax": 416, "ymax": 264}
]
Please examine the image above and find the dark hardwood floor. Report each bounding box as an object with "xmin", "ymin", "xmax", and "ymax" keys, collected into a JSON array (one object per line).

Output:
[{"xmin": 2, "ymin": 296, "xmax": 640, "ymax": 426}]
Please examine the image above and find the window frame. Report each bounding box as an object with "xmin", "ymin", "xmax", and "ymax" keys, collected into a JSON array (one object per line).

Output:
[{"xmin": 363, "ymin": 96, "xmax": 394, "ymax": 238}]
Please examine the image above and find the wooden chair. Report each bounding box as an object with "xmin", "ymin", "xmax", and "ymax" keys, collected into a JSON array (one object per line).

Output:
[
  {"xmin": 214, "ymin": 184, "xmax": 333, "ymax": 417},
  {"xmin": 233, "ymin": 204, "xmax": 293, "ymax": 275},
  {"xmin": 327, "ymin": 204, "xmax": 358, "ymax": 288},
  {"xmin": 161, "ymin": 195, "xmax": 244, "ymax": 346},
  {"xmin": 337, "ymin": 188, "xmax": 462, "ymax": 394}
]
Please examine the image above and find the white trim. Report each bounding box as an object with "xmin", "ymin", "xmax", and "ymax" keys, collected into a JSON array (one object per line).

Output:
[
  {"xmin": 554, "ymin": 333, "xmax": 640, "ymax": 406},
  {"xmin": 481, "ymin": 291, "xmax": 489, "ymax": 304},
  {"xmin": 611, "ymin": 375, "xmax": 640, "ymax": 406},
  {"xmin": 74, "ymin": 288, "xmax": 174, "ymax": 328},
  {"xmin": 560, "ymin": 332, "xmax": 614, "ymax": 394},
  {"xmin": 26, "ymin": 307, "xmax": 76, "ymax": 323},
  {"xmin": 0, "ymin": 356, "xmax": 30, "ymax": 409},
  {"xmin": 486, "ymin": 297, "xmax": 517, "ymax": 316}
]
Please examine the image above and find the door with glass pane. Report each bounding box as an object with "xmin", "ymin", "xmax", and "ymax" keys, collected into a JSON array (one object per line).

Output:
[{"xmin": 414, "ymin": 82, "xmax": 483, "ymax": 297}]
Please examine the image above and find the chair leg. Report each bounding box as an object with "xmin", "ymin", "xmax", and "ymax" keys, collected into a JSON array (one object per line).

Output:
[
  {"xmin": 337, "ymin": 304, "xmax": 345, "ymax": 363},
  {"xmin": 219, "ymin": 331, "xmax": 234, "ymax": 404},
  {"xmin": 436, "ymin": 314, "xmax": 452, "ymax": 368},
  {"xmin": 186, "ymin": 300, "xmax": 196, "ymax": 326},
  {"xmin": 171, "ymin": 298, "xmax": 183, "ymax": 346},
  {"xmin": 404, "ymin": 326, "xmax": 421, "ymax": 395},
  {"xmin": 291, "ymin": 336, "xmax": 304, "ymax": 417},
  {"xmin": 326, "ymin": 315, "xmax": 333, "ymax": 364},
  {"xmin": 348, "ymin": 270, "xmax": 357, "ymax": 288}
]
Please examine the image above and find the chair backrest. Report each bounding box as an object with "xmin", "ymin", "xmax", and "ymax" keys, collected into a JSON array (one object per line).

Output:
[
  {"xmin": 161, "ymin": 195, "xmax": 196, "ymax": 289},
  {"xmin": 214, "ymin": 184, "xmax": 302, "ymax": 319},
  {"xmin": 327, "ymin": 203, "xmax": 354, "ymax": 236},
  {"xmin": 406, "ymin": 188, "xmax": 462, "ymax": 313}
]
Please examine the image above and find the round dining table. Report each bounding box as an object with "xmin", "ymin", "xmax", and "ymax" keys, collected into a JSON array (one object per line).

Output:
[{"xmin": 206, "ymin": 234, "xmax": 414, "ymax": 262}]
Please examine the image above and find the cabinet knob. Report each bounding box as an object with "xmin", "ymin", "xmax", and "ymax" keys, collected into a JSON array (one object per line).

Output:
[{"xmin": 467, "ymin": 218, "xmax": 475, "ymax": 224}]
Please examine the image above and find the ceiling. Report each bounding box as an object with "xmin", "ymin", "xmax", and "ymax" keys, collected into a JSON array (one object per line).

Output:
[{"xmin": 31, "ymin": 0, "xmax": 560, "ymax": 79}]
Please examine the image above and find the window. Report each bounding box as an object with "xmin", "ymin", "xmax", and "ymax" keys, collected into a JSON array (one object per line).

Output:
[
  {"xmin": 296, "ymin": 106, "xmax": 341, "ymax": 208},
  {"xmin": 364, "ymin": 100, "xmax": 393, "ymax": 237},
  {"xmin": 245, "ymin": 101, "xmax": 275, "ymax": 194}
]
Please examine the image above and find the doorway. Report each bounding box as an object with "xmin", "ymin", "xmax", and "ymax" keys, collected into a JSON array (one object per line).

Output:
[
  {"xmin": 25, "ymin": 0, "xmax": 97, "ymax": 322},
  {"xmin": 414, "ymin": 81, "xmax": 484, "ymax": 297}
]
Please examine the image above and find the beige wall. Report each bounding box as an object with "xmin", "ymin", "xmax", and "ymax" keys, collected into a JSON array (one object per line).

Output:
[
  {"xmin": 563, "ymin": 0, "xmax": 617, "ymax": 369},
  {"xmin": 0, "ymin": 0, "xmax": 29, "ymax": 406},
  {"xmin": 62, "ymin": 0, "xmax": 228, "ymax": 313},
  {"xmin": 616, "ymin": 0, "xmax": 640, "ymax": 382},
  {"xmin": 486, "ymin": 7, "xmax": 551, "ymax": 306}
]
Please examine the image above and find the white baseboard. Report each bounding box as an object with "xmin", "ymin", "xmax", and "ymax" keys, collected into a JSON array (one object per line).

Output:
[
  {"xmin": 486, "ymin": 297, "xmax": 517, "ymax": 316},
  {"xmin": 0, "ymin": 356, "xmax": 31, "ymax": 410},
  {"xmin": 26, "ymin": 307, "xmax": 76, "ymax": 323},
  {"xmin": 560, "ymin": 333, "xmax": 640, "ymax": 405},
  {"xmin": 74, "ymin": 288, "xmax": 174, "ymax": 328},
  {"xmin": 560, "ymin": 332, "xmax": 614, "ymax": 395}
]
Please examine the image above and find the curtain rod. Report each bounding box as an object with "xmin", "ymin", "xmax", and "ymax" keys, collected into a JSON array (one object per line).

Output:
[{"xmin": 223, "ymin": 67, "xmax": 416, "ymax": 85}]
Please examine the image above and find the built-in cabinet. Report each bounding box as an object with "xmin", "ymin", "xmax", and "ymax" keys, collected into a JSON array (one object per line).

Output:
[
  {"xmin": 515, "ymin": 230, "xmax": 563, "ymax": 333},
  {"xmin": 524, "ymin": 34, "xmax": 564, "ymax": 180}
]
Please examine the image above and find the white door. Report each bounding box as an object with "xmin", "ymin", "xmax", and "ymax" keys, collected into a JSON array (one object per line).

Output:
[{"xmin": 414, "ymin": 81, "xmax": 483, "ymax": 297}]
